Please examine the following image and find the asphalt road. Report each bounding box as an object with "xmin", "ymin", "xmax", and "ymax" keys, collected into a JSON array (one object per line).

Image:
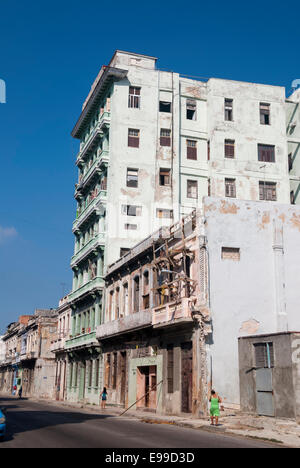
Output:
[{"xmin": 0, "ymin": 396, "xmax": 278, "ymax": 449}]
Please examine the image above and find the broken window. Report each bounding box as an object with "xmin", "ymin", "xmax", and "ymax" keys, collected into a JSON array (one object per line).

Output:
[
  {"xmin": 120, "ymin": 247, "xmax": 130, "ymax": 257},
  {"xmin": 156, "ymin": 208, "xmax": 174, "ymax": 219},
  {"xmin": 225, "ymin": 178, "xmax": 236, "ymax": 198},
  {"xmin": 160, "ymin": 128, "xmax": 171, "ymax": 147},
  {"xmin": 186, "ymin": 139, "xmax": 197, "ymax": 160},
  {"xmin": 159, "ymin": 101, "xmax": 172, "ymax": 113},
  {"xmin": 128, "ymin": 86, "xmax": 141, "ymax": 108},
  {"xmin": 259, "ymin": 181, "xmax": 276, "ymax": 201},
  {"xmin": 225, "ymin": 139, "xmax": 235, "ymax": 158},
  {"xmin": 254, "ymin": 342, "xmax": 274, "ymax": 368},
  {"xmin": 258, "ymin": 144, "xmax": 275, "ymax": 163},
  {"xmin": 260, "ymin": 103, "xmax": 270, "ymax": 125},
  {"xmin": 128, "ymin": 128, "xmax": 140, "ymax": 148},
  {"xmin": 186, "ymin": 99, "xmax": 197, "ymax": 120},
  {"xmin": 159, "ymin": 168, "xmax": 171, "ymax": 186},
  {"xmin": 187, "ymin": 180, "xmax": 198, "ymax": 199},
  {"xmin": 121, "ymin": 205, "xmax": 142, "ymax": 216},
  {"xmin": 221, "ymin": 247, "xmax": 240, "ymax": 261},
  {"xmin": 167, "ymin": 345, "xmax": 174, "ymax": 394},
  {"xmin": 225, "ymin": 98, "xmax": 233, "ymax": 121},
  {"xmin": 126, "ymin": 168, "xmax": 139, "ymax": 188}
]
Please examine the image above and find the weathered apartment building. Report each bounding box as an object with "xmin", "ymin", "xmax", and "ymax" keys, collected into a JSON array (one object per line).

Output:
[
  {"xmin": 0, "ymin": 310, "xmax": 58, "ymax": 399},
  {"xmin": 60, "ymin": 50, "xmax": 300, "ymax": 410},
  {"xmin": 97, "ymin": 197, "xmax": 300, "ymax": 420}
]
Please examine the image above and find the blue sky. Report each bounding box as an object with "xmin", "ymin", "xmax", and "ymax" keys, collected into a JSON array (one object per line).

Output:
[{"xmin": 0, "ymin": 0, "xmax": 298, "ymax": 333}]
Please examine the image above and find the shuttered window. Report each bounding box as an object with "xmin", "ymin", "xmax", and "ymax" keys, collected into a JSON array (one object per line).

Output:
[
  {"xmin": 128, "ymin": 87, "xmax": 141, "ymax": 108},
  {"xmin": 159, "ymin": 168, "xmax": 171, "ymax": 186},
  {"xmin": 259, "ymin": 181, "xmax": 276, "ymax": 201},
  {"xmin": 258, "ymin": 144, "xmax": 275, "ymax": 163},
  {"xmin": 186, "ymin": 139, "xmax": 197, "ymax": 160},
  {"xmin": 225, "ymin": 99, "xmax": 233, "ymax": 121},
  {"xmin": 160, "ymin": 128, "xmax": 171, "ymax": 147},
  {"xmin": 260, "ymin": 103, "xmax": 270, "ymax": 125},
  {"xmin": 187, "ymin": 180, "xmax": 198, "ymax": 199},
  {"xmin": 254, "ymin": 342, "xmax": 274, "ymax": 368},
  {"xmin": 127, "ymin": 168, "xmax": 138, "ymax": 188},
  {"xmin": 221, "ymin": 247, "xmax": 240, "ymax": 261},
  {"xmin": 128, "ymin": 128, "xmax": 140, "ymax": 147},
  {"xmin": 225, "ymin": 139, "xmax": 235, "ymax": 158},
  {"xmin": 225, "ymin": 178, "xmax": 236, "ymax": 198}
]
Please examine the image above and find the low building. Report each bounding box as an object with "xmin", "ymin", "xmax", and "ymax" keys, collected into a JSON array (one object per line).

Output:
[{"xmin": 97, "ymin": 196, "xmax": 300, "ymax": 418}]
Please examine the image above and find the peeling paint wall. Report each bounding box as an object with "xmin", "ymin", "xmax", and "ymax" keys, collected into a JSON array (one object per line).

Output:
[{"xmin": 203, "ymin": 196, "xmax": 300, "ymax": 407}]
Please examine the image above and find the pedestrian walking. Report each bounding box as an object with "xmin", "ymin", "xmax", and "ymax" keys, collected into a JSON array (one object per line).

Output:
[
  {"xmin": 209, "ymin": 390, "xmax": 222, "ymax": 426},
  {"xmin": 101, "ymin": 387, "xmax": 108, "ymax": 409},
  {"xmin": 18, "ymin": 386, "xmax": 23, "ymax": 399}
]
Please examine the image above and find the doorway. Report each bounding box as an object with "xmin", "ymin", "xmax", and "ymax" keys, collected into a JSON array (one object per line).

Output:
[
  {"xmin": 181, "ymin": 342, "xmax": 193, "ymax": 413},
  {"xmin": 136, "ymin": 365, "xmax": 157, "ymax": 410}
]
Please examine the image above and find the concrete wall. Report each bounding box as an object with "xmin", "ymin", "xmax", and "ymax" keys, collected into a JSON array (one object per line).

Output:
[{"xmin": 203, "ymin": 196, "xmax": 300, "ymax": 407}]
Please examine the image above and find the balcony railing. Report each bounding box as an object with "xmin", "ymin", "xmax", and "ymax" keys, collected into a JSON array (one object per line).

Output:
[
  {"xmin": 71, "ymin": 233, "xmax": 105, "ymax": 267},
  {"xmin": 96, "ymin": 309, "xmax": 152, "ymax": 341},
  {"xmin": 152, "ymin": 297, "xmax": 193, "ymax": 327},
  {"xmin": 76, "ymin": 112, "xmax": 111, "ymax": 165},
  {"xmin": 76, "ymin": 150, "xmax": 109, "ymax": 192},
  {"xmin": 69, "ymin": 276, "xmax": 104, "ymax": 302},
  {"xmin": 73, "ymin": 190, "xmax": 107, "ymax": 232},
  {"xmin": 65, "ymin": 330, "xmax": 97, "ymax": 350}
]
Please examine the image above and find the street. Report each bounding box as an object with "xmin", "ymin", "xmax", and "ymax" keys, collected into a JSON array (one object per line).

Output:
[{"xmin": 0, "ymin": 396, "xmax": 278, "ymax": 449}]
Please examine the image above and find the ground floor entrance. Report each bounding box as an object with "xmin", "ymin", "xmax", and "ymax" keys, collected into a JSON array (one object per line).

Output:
[{"xmin": 136, "ymin": 365, "xmax": 157, "ymax": 410}]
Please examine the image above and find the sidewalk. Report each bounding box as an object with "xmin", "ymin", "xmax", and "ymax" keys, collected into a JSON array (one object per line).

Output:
[{"xmin": 31, "ymin": 397, "xmax": 300, "ymax": 448}]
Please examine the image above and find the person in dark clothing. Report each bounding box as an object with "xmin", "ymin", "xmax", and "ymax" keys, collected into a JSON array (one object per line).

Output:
[{"xmin": 18, "ymin": 386, "xmax": 23, "ymax": 399}]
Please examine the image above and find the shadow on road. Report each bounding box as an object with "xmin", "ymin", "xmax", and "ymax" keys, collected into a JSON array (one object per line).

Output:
[{"xmin": 0, "ymin": 396, "xmax": 112, "ymax": 443}]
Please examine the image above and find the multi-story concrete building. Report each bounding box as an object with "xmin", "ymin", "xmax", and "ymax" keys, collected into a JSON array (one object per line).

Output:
[
  {"xmin": 66, "ymin": 50, "xmax": 296, "ymax": 406},
  {"xmin": 96, "ymin": 197, "xmax": 300, "ymax": 419},
  {"xmin": 0, "ymin": 311, "xmax": 58, "ymax": 399}
]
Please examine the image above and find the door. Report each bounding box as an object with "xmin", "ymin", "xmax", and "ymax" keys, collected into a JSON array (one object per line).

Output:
[
  {"xmin": 181, "ymin": 342, "xmax": 193, "ymax": 413},
  {"xmin": 120, "ymin": 352, "xmax": 126, "ymax": 405},
  {"xmin": 79, "ymin": 362, "xmax": 86, "ymax": 401},
  {"xmin": 256, "ymin": 368, "xmax": 274, "ymax": 416}
]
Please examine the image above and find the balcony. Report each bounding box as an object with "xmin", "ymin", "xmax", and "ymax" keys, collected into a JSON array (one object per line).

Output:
[
  {"xmin": 76, "ymin": 112, "xmax": 110, "ymax": 165},
  {"xmin": 71, "ymin": 233, "xmax": 105, "ymax": 268},
  {"xmin": 69, "ymin": 276, "xmax": 104, "ymax": 303},
  {"xmin": 50, "ymin": 332, "xmax": 69, "ymax": 353},
  {"xmin": 65, "ymin": 330, "xmax": 97, "ymax": 351},
  {"xmin": 76, "ymin": 150, "xmax": 109, "ymax": 194},
  {"xmin": 73, "ymin": 190, "xmax": 107, "ymax": 233},
  {"xmin": 96, "ymin": 309, "xmax": 152, "ymax": 341},
  {"xmin": 152, "ymin": 297, "xmax": 193, "ymax": 328}
]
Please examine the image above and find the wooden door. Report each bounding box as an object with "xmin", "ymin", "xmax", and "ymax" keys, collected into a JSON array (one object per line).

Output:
[
  {"xmin": 181, "ymin": 342, "xmax": 193, "ymax": 413},
  {"xmin": 120, "ymin": 352, "xmax": 126, "ymax": 405}
]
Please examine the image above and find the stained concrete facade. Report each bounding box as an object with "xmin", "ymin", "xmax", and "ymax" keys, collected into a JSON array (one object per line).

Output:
[
  {"xmin": 203, "ymin": 196, "xmax": 300, "ymax": 410},
  {"xmin": 239, "ymin": 332, "xmax": 300, "ymax": 421},
  {"xmin": 286, "ymin": 89, "xmax": 300, "ymax": 204}
]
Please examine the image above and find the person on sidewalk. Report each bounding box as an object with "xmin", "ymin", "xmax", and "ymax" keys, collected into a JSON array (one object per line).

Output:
[
  {"xmin": 209, "ymin": 390, "xmax": 222, "ymax": 426},
  {"xmin": 18, "ymin": 386, "xmax": 23, "ymax": 399},
  {"xmin": 101, "ymin": 387, "xmax": 108, "ymax": 409}
]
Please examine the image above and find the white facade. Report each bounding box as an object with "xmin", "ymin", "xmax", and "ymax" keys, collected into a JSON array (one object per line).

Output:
[
  {"xmin": 203, "ymin": 196, "xmax": 300, "ymax": 407},
  {"xmin": 286, "ymin": 88, "xmax": 300, "ymax": 204},
  {"xmin": 0, "ymin": 336, "xmax": 5, "ymax": 364},
  {"xmin": 72, "ymin": 50, "xmax": 295, "ymax": 269}
]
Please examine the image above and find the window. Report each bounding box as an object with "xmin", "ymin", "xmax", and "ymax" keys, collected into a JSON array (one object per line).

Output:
[
  {"xmin": 112, "ymin": 353, "xmax": 117, "ymax": 389},
  {"xmin": 159, "ymin": 101, "xmax": 172, "ymax": 113},
  {"xmin": 128, "ymin": 128, "xmax": 140, "ymax": 148},
  {"xmin": 167, "ymin": 345, "xmax": 174, "ymax": 394},
  {"xmin": 208, "ymin": 177, "xmax": 211, "ymax": 196},
  {"xmin": 258, "ymin": 144, "xmax": 275, "ymax": 163},
  {"xmin": 291, "ymin": 190, "xmax": 295, "ymax": 205},
  {"xmin": 187, "ymin": 180, "xmax": 198, "ymax": 199},
  {"xmin": 159, "ymin": 168, "xmax": 171, "ymax": 186},
  {"xmin": 254, "ymin": 342, "xmax": 274, "ymax": 368},
  {"xmin": 225, "ymin": 98, "xmax": 233, "ymax": 121},
  {"xmin": 120, "ymin": 247, "xmax": 130, "ymax": 257},
  {"xmin": 160, "ymin": 128, "xmax": 171, "ymax": 147},
  {"xmin": 260, "ymin": 103, "xmax": 270, "ymax": 125},
  {"xmin": 121, "ymin": 205, "xmax": 142, "ymax": 216},
  {"xmin": 259, "ymin": 181, "xmax": 276, "ymax": 201},
  {"xmin": 88, "ymin": 360, "xmax": 93, "ymax": 387},
  {"xmin": 225, "ymin": 139, "xmax": 235, "ymax": 158},
  {"xmin": 156, "ymin": 209, "xmax": 174, "ymax": 219},
  {"xmin": 143, "ymin": 271, "xmax": 150, "ymax": 309},
  {"xmin": 186, "ymin": 99, "xmax": 197, "ymax": 120},
  {"xmin": 221, "ymin": 247, "xmax": 240, "ymax": 261},
  {"xmin": 128, "ymin": 86, "xmax": 141, "ymax": 108},
  {"xmin": 186, "ymin": 139, "xmax": 197, "ymax": 160},
  {"xmin": 225, "ymin": 178, "xmax": 236, "ymax": 198},
  {"xmin": 126, "ymin": 168, "xmax": 138, "ymax": 188},
  {"xmin": 125, "ymin": 223, "xmax": 138, "ymax": 230},
  {"xmin": 133, "ymin": 276, "xmax": 140, "ymax": 312}
]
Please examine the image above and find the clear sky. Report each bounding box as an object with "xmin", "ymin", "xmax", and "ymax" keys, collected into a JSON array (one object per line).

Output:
[{"xmin": 0, "ymin": 0, "xmax": 298, "ymax": 333}]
